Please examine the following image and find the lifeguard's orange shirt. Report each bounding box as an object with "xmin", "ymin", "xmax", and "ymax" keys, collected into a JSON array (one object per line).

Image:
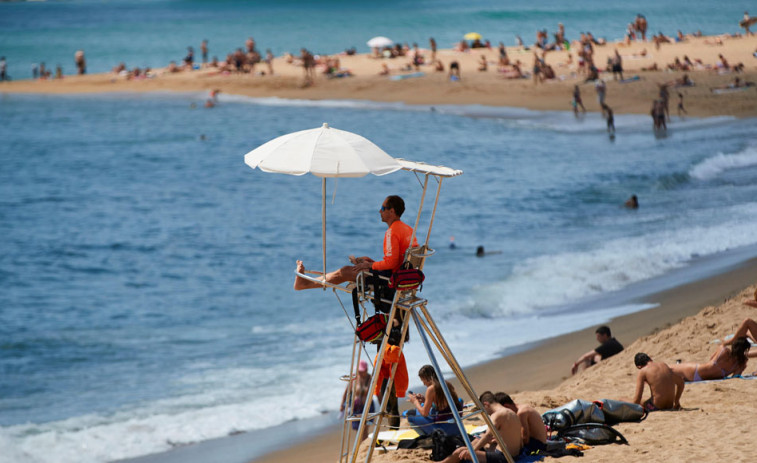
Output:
[{"xmin": 371, "ymin": 220, "xmax": 418, "ymax": 272}]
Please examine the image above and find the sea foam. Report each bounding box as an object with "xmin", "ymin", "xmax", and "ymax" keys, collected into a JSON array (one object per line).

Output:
[{"xmin": 689, "ymin": 146, "xmax": 757, "ymax": 181}]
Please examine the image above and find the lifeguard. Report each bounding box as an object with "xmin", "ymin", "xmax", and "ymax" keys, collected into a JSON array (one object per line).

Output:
[{"xmin": 294, "ymin": 195, "xmax": 417, "ymax": 290}]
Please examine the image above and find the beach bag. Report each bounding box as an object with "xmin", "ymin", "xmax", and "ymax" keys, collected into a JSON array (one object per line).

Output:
[
  {"xmin": 542, "ymin": 399, "xmax": 604, "ymax": 430},
  {"xmin": 595, "ymin": 399, "xmax": 646, "ymax": 425},
  {"xmin": 558, "ymin": 423, "xmax": 629, "ymax": 446},
  {"xmin": 355, "ymin": 313, "xmax": 388, "ymax": 344},
  {"xmin": 542, "ymin": 409, "xmax": 575, "ymax": 432},
  {"xmin": 397, "ymin": 434, "xmax": 434, "ymax": 450},
  {"xmin": 389, "ymin": 262, "xmax": 424, "ymax": 291},
  {"xmin": 430, "ymin": 430, "xmax": 465, "ymax": 461}
]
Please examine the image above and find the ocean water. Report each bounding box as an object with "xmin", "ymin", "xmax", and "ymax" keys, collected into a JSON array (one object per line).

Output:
[{"xmin": 2, "ymin": 2, "xmax": 757, "ymax": 463}]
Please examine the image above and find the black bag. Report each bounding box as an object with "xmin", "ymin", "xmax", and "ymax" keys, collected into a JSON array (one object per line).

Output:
[
  {"xmin": 595, "ymin": 399, "xmax": 646, "ymax": 425},
  {"xmin": 397, "ymin": 434, "xmax": 434, "ymax": 450},
  {"xmin": 430, "ymin": 430, "xmax": 465, "ymax": 461},
  {"xmin": 558, "ymin": 423, "xmax": 629, "ymax": 446}
]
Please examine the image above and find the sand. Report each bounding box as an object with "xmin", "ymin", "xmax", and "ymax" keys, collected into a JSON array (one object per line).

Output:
[
  {"xmin": 253, "ymin": 258, "xmax": 757, "ymax": 463},
  {"xmin": 2, "ymin": 35, "xmax": 757, "ymax": 118}
]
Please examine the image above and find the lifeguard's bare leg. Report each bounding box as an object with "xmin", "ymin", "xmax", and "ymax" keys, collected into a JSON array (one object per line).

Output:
[{"xmin": 293, "ymin": 261, "xmax": 359, "ymax": 290}]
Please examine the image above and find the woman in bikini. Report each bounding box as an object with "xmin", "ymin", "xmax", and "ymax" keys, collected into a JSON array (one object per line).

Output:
[
  {"xmin": 406, "ymin": 365, "xmax": 463, "ymax": 436},
  {"xmin": 671, "ymin": 337, "xmax": 751, "ymax": 382}
]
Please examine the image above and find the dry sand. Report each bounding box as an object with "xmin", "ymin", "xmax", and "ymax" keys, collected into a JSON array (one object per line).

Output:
[{"xmin": 2, "ymin": 35, "xmax": 757, "ymax": 117}]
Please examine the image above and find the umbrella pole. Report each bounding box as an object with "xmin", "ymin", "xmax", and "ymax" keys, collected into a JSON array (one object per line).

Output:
[{"xmin": 322, "ymin": 178, "xmax": 327, "ymax": 288}]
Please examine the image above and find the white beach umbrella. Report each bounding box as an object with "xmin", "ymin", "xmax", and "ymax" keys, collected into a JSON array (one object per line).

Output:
[
  {"xmin": 244, "ymin": 123, "xmax": 401, "ymax": 277},
  {"xmin": 366, "ymin": 36, "xmax": 393, "ymax": 48}
]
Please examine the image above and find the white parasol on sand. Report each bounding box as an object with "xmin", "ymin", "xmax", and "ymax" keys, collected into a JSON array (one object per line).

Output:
[{"xmin": 367, "ymin": 36, "xmax": 393, "ymax": 48}]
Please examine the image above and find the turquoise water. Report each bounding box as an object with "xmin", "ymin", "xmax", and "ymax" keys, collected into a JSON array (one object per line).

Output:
[{"xmin": 2, "ymin": 2, "xmax": 757, "ymax": 463}]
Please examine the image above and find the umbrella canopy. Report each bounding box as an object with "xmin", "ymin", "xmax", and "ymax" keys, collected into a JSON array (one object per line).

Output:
[
  {"xmin": 366, "ymin": 36, "xmax": 394, "ymax": 48},
  {"xmin": 245, "ymin": 123, "xmax": 401, "ymax": 279},
  {"xmin": 463, "ymin": 32, "xmax": 482, "ymax": 40},
  {"xmin": 245, "ymin": 123, "xmax": 401, "ymax": 178}
]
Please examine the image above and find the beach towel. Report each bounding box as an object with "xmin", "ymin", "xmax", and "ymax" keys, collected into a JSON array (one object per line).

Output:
[
  {"xmin": 389, "ymin": 72, "xmax": 425, "ymax": 81},
  {"xmin": 620, "ymin": 75, "xmax": 640, "ymax": 83},
  {"xmin": 684, "ymin": 374, "xmax": 756, "ymax": 384},
  {"xmin": 711, "ymin": 86, "xmax": 754, "ymax": 95}
]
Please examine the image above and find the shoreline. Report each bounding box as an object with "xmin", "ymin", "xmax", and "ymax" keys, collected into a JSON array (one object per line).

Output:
[{"xmin": 3, "ymin": 35, "xmax": 757, "ymax": 118}]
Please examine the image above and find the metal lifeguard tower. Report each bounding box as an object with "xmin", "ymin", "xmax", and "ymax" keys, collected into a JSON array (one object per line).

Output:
[{"xmin": 245, "ymin": 124, "xmax": 514, "ymax": 463}]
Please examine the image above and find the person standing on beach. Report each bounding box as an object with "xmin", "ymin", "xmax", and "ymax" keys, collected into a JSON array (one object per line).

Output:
[
  {"xmin": 300, "ymin": 48, "xmax": 315, "ymax": 86},
  {"xmin": 265, "ymin": 49, "xmax": 274, "ymax": 75},
  {"xmin": 635, "ymin": 14, "xmax": 648, "ymax": 41},
  {"xmin": 74, "ymin": 50, "xmax": 86, "ymax": 75},
  {"xmin": 430, "ymin": 37, "xmax": 437, "ymax": 62},
  {"xmin": 632, "ymin": 353, "xmax": 684, "ymax": 411},
  {"xmin": 611, "ymin": 50, "xmax": 623, "ymax": 80},
  {"xmin": 677, "ymin": 92, "xmax": 687, "ymax": 117},
  {"xmin": 572, "ymin": 85, "xmax": 586, "ymax": 115},
  {"xmin": 603, "ymin": 104, "xmax": 615, "ymax": 135},
  {"xmin": 651, "ymin": 100, "xmax": 665, "ymax": 130},
  {"xmin": 571, "ymin": 325, "xmax": 623, "ymax": 375},
  {"xmin": 201, "ymin": 39, "xmax": 208, "ymax": 66},
  {"xmin": 595, "ymin": 78, "xmax": 607, "ymax": 110},
  {"xmin": 341, "ymin": 360, "xmax": 374, "ymax": 442},
  {"xmin": 743, "ymin": 12, "xmax": 753, "ymax": 36},
  {"xmin": 658, "ymin": 84, "xmax": 670, "ymax": 122},
  {"xmin": 184, "ymin": 46, "xmax": 194, "ymax": 70},
  {"xmin": 246, "ymin": 37, "xmax": 256, "ymax": 54},
  {"xmin": 532, "ymin": 52, "xmax": 543, "ymax": 85},
  {"xmin": 0, "ymin": 57, "xmax": 7, "ymax": 81}
]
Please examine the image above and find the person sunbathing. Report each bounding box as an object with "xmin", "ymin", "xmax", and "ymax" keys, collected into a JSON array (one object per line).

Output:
[
  {"xmin": 723, "ymin": 318, "xmax": 757, "ymax": 345},
  {"xmin": 745, "ymin": 290, "xmax": 757, "ymax": 308},
  {"xmin": 670, "ymin": 337, "xmax": 751, "ymax": 382}
]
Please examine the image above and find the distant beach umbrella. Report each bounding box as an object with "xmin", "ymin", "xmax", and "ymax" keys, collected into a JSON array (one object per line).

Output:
[
  {"xmin": 367, "ymin": 36, "xmax": 394, "ymax": 48},
  {"xmin": 463, "ymin": 32, "xmax": 482, "ymax": 40}
]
